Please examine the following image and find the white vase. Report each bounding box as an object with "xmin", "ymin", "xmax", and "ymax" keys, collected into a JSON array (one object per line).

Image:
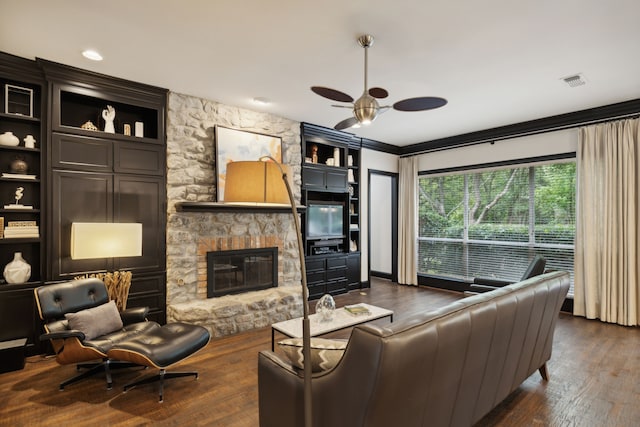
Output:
[
  {"xmin": 0, "ymin": 131, "xmax": 20, "ymax": 146},
  {"xmin": 3, "ymin": 252, "xmax": 31, "ymax": 284}
]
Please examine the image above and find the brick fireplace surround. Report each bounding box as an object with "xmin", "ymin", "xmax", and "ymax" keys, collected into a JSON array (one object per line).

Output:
[{"xmin": 165, "ymin": 92, "xmax": 304, "ymax": 338}]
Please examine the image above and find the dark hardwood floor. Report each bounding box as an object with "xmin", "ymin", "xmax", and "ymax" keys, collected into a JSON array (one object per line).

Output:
[{"xmin": 1, "ymin": 278, "xmax": 638, "ymax": 426}]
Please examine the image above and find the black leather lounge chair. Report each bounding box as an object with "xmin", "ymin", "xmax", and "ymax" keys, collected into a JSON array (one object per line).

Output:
[
  {"xmin": 468, "ymin": 254, "xmax": 547, "ymax": 293},
  {"xmin": 34, "ymin": 278, "xmax": 160, "ymax": 390},
  {"xmin": 35, "ymin": 278, "xmax": 211, "ymax": 401}
]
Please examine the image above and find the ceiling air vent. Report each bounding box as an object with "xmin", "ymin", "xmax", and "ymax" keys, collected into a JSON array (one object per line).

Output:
[{"xmin": 562, "ymin": 74, "xmax": 587, "ymax": 87}]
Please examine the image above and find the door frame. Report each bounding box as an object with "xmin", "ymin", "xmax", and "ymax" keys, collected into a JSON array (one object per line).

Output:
[{"xmin": 368, "ymin": 170, "xmax": 398, "ymax": 282}]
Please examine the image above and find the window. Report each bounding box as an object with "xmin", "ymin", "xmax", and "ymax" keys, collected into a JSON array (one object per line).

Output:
[{"xmin": 418, "ymin": 161, "xmax": 575, "ymax": 295}]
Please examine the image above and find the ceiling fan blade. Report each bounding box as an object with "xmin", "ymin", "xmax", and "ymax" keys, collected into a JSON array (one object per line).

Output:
[
  {"xmin": 368, "ymin": 87, "xmax": 389, "ymax": 99},
  {"xmin": 393, "ymin": 97, "xmax": 448, "ymax": 112},
  {"xmin": 334, "ymin": 117, "xmax": 359, "ymax": 130},
  {"xmin": 311, "ymin": 86, "xmax": 354, "ymax": 103}
]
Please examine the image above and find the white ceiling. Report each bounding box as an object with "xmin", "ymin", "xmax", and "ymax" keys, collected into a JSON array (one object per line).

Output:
[{"xmin": 2, "ymin": 0, "xmax": 640, "ymax": 147}]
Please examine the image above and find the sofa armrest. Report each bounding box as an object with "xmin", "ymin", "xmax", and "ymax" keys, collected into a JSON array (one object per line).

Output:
[
  {"xmin": 120, "ymin": 306, "xmax": 149, "ymax": 325},
  {"xmin": 258, "ymin": 351, "xmax": 305, "ymax": 427}
]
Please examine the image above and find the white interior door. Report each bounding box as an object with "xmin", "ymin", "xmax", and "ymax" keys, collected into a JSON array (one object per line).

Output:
[{"xmin": 370, "ymin": 173, "xmax": 393, "ymax": 276}]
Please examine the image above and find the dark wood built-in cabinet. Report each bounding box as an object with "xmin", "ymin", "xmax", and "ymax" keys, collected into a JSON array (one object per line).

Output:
[
  {"xmin": 300, "ymin": 123, "xmax": 362, "ymax": 299},
  {"xmin": 0, "ymin": 53, "xmax": 47, "ymax": 355},
  {"xmin": 41, "ymin": 59, "xmax": 168, "ymax": 324},
  {"xmin": 0, "ymin": 54, "xmax": 168, "ymax": 357}
]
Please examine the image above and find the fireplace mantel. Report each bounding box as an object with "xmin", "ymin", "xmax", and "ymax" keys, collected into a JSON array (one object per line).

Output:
[{"xmin": 175, "ymin": 202, "xmax": 305, "ymax": 214}]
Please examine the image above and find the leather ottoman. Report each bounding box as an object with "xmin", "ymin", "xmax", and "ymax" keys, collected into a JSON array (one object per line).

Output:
[{"xmin": 108, "ymin": 322, "xmax": 210, "ymax": 402}]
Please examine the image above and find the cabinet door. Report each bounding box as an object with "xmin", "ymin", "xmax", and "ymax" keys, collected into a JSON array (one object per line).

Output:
[
  {"xmin": 347, "ymin": 253, "xmax": 361, "ymax": 289},
  {"xmin": 0, "ymin": 286, "xmax": 40, "ymax": 355},
  {"xmin": 50, "ymin": 170, "xmax": 113, "ymax": 279},
  {"xmin": 325, "ymin": 169, "xmax": 348, "ymax": 192},
  {"xmin": 302, "ymin": 166, "xmax": 326, "ymax": 191},
  {"xmin": 115, "ymin": 141, "xmax": 165, "ymax": 176},
  {"xmin": 127, "ymin": 272, "xmax": 166, "ymax": 324},
  {"xmin": 114, "ymin": 175, "xmax": 165, "ymax": 273},
  {"xmin": 51, "ymin": 133, "xmax": 113, "ymax": 172}
]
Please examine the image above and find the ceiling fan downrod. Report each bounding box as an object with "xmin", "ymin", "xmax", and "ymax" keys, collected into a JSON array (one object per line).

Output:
[{"xmin": 354, "ymin": 34, "xmax": 378, "ymax": 125}]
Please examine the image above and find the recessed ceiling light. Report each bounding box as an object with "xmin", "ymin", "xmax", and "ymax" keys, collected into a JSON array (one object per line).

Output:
[
  {"xmin": 252, "ymin": 97, "xmax": 270, "ymax": 106},
  {"xmin": 82, "ymin": 50, "xmax": 103, "ymax": 61}
]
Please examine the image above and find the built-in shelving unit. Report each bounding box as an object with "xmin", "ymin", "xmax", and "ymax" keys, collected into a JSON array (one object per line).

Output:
[
  {"xmin": 0, "ymin": 52, "xmax": 46, "ymax": 355},
  {"xmin": 300, "ymin": 123, "xmax": 362, "ymax": 299},
  {"xmin": 39, "ymin": 59, "xmax": 168, "ymax": 325}
]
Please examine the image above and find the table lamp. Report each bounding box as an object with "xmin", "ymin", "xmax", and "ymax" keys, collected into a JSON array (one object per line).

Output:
[
  {"xmin": 70, "ymin": 222, "xmax": 143, "ymax": 311},
  {"xmin": 224, "ymin": 158, "xmax": 312, "ymax": 427}
]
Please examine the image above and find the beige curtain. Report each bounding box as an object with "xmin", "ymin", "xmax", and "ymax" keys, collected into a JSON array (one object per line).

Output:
[
  {"xmin": 398, "ymin": 156, "xmax": 418, "ymax": 285},
  {"xmin": 574, "ymin": 118, "xmax": 640, "ymax": 326}
]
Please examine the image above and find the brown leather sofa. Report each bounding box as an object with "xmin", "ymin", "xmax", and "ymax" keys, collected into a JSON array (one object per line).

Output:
[{"xmin": 258, "ymin": 271, "xmax": 570, "ymax": 427}]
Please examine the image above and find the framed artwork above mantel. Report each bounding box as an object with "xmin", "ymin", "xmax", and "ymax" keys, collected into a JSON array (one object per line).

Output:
[{"xmin": 214, "ymin": 126, "xmax": 282, "ymax": 202}]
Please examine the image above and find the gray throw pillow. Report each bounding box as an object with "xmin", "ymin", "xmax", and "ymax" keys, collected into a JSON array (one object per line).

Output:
[
  {"xmin": 278, "ymin": 337, "xmax": 347, "ymax": 372},
  {"xmin": 65, "ymin": 300, "xmax": 123, "ymax": 340}
]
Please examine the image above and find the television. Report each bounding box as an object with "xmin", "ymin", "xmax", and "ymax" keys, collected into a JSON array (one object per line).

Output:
[{"xmin": 307, "ymin": 202, "xmax": 344, "ymax": 239}]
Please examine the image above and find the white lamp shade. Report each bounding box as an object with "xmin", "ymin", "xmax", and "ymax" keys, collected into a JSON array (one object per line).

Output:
[{"xmin": 70, "ymin": 222, "xmax": 143, "ymax": 260}]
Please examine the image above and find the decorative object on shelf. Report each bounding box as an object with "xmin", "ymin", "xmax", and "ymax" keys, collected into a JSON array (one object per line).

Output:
[
  {"xmin": 311, "ymin": 144, "xmax": 318, "ymax": 163},
  {"xmin": 70, "ymin": 222, "xmax": 143, "ymax": 311},
  {"xmin": 348, "ymin": 185, "xmax": 354, "ymax": 196},
  {"xmin": 325, "ymin": 158, "xmax": 334, "ymax": 166},
  {"xmin": 2, "ymin": 172, "xmax": 36, "ymax": 180},
  {"xmin": 23, "ymin": 134, "xmax": 36, "ymax": 149},
  {"xmin": 10, "ymin": 156, "xmax": 28, "ymax": 174},
  {"xmin": 81, "ymin": 120, "xmax": 99, "ymax": 131},
  {"xmin": 135, "ymin": 121, "xmax": 144, "ymax": 137},
  {"xmin": 348, "ymin": 169, "xmax": 355, "ymax": 183},
  {"xmin": 4, "ymin": 84, "xmax": 33, "ymax": 117},
  {"xmin": 3, "ymin": 220, "xmax": 39, "ymax": 238},
  {"xmin": 225, "ymin": 155, "xmax": 313, "ymax": 427},
  {"xmin": 3, "ymin": 252, "xmax": 31, "ymax": 284},
  {"xmin": 333, "ymin": 147, "xmax": 340, "ymax": 166},
  {"xmin": 315, "ymin": 294, "xmax": 336, "ymax": 322},
  {"xmin": 4, "ymin": 186, "xmax": 32, "ymax": 209},
  {"xmin": 350, "ymin": 240, "xmax": 358, "ymax": 252},
  {"xmin": 123, "ymin": 123, "xmax": 131, "ymax": 136},
  {"xmin": 102, "ymin": 105, "xmax": 116, "ymax": 133},
  {"xmin": 0, "ymin": 217, "xmax": 4, "ymax": 239},
  {"xmin": 214, "ymin": 126, "xmax": 282, "ymax": 202},
  {"xmin": 0, "ymin": 131, "xmax": 20, "ymax": 146},
  {"xmin": 348, "ymin": 155, "xmax": 353, "ymax": 166}
]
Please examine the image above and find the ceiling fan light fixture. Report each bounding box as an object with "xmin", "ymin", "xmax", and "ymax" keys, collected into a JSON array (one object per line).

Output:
[{"xmin": 353, "ymin": 94, "xmax": 379, "ymax": 125}]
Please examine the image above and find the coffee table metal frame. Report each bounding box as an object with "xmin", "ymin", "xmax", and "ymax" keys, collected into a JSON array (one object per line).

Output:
[{"xmin": 271, "ymin": 303, "xmax": 394, "ymax": 351}]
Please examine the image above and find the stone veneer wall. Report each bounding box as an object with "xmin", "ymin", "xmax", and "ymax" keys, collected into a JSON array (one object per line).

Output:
[{"xmin": 166, "ymin": 92, "xmax": 304, "ymax": 337}]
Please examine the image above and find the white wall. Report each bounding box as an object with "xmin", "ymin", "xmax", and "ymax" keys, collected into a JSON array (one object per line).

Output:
[{"xmin": 360, "ymin": 148, "xmax": 399, "ymax": 280}]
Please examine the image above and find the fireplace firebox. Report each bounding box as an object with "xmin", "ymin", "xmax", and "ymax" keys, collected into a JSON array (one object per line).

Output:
[{"xmin": 207, "ymin": 247, "xmax": 278, "ymax": 298}]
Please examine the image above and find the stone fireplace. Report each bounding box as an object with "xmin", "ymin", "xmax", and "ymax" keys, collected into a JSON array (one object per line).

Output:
[{"xmin": 165, "ymin": 92, "xmax": 304, "ymax": 337}]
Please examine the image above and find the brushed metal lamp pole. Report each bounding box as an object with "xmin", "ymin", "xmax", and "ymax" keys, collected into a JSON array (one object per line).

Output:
[{"xmin": 224, "ymin": 157, "xmax": 312, "ymax": 426}]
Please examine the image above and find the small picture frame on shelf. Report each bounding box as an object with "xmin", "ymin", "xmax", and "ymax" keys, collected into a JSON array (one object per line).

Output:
[{"xmin": 4, "ymin": 84, "xmax": 34, "ymax": 117}]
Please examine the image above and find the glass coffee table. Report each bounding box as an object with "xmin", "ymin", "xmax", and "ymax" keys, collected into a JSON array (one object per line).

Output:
[{"xmin": 271, "ymin": 303, "xmax": 394, "ymax": 351}]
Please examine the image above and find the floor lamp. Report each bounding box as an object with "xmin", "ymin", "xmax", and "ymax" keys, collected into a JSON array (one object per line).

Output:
[
  {"xmin": 70, "ymin": 222, "xmax": 143, "ymax": 311},
  {"xmin": 224, "ymin": 158, "xmax": 313, "ymax": 427}
]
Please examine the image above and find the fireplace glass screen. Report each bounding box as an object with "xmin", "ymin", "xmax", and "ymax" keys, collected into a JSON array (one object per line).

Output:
[{"xmin": 207, "ymin": 247, "xmax": 278, "ymax": 297}]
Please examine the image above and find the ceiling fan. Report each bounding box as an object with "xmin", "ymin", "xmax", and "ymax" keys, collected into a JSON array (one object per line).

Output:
[{"xmin": 311, "ymin": 34, "xmax": 447, "ymax": 131}]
